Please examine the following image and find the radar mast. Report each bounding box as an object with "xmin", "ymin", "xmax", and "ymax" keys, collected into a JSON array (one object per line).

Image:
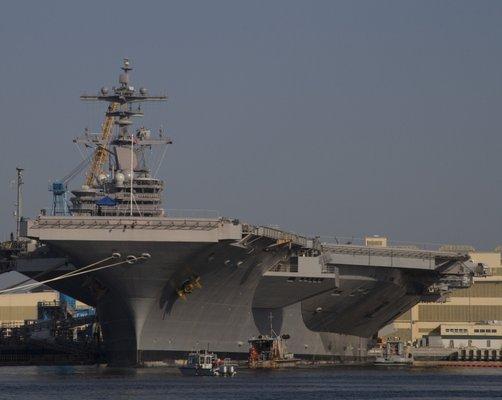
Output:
[{"xmin": 70, "ymin": 59, "xmax": 172, "ymax": 217}]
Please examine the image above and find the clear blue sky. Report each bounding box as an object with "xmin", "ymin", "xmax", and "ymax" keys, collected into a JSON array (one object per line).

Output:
[{"xmin": 1, "ymin": 0, "xmax": 502, "ymax": 249}]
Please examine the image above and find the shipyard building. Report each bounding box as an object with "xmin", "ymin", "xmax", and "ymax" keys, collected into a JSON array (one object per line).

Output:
[
  {"xmin": 0, "ymin": 289, "xmax": 92, "ymax": 328},
  {"xmin": 0, "ymin": 291, "xmax": 58, "ymax": 327}
]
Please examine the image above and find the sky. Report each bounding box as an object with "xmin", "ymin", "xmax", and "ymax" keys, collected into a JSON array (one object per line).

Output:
[{"xmin": 1, "ymin": 0, "xmax": 502, "ymax": 250}]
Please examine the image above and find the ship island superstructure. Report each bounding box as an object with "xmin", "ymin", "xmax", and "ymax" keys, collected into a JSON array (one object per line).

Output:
[
  {"xmin": 3, "ymin": 60, "xmax": 482, "ymax": 366},
  {"xmin": 71, "ymin": 59, "xmax": 170, "ymax": 217}
]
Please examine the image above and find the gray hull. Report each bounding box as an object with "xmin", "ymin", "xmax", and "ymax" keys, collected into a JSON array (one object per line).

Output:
[
  {"xmin": 44, "ymin": 238, "xmax": 366, "ymax": 365},
  {"xmin": 18, "ymin": 216, "xmax": 472, "ymax": 366}
]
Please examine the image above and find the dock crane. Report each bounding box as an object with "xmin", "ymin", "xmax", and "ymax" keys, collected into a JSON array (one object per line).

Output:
[
  {"xmin": 50, "ymin": 102, "xmax": 118, "ymax": 215},
  {"xmin": 50, "ymin": 154, "xmax": 92, "ymax": 215},
  {"xmin": 84, "ymin": 102, "xmax": 118, "ymax": 186}
]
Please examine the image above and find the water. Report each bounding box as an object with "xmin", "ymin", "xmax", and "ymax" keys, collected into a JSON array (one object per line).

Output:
[{"xmin": 1, "ymin": 366, "xmax": 502, "ymax": 400}]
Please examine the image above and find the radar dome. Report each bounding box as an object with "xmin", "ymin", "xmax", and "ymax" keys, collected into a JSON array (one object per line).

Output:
[
  {"xmin": 98, "ymin": 173, "xmax": 108, "ymax": 184},
  {"xmin": 115, "ymin": 172, "xmax": 125, "ymax": 187}
]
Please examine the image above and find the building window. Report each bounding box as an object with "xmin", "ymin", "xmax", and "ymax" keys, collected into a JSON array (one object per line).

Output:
[
  {"xmin": 449, "ymin": 340, "xmax": 454, "ymax": 348},
  {"xmin": 487, "ymin": 340, "xmax": 491, "ymax": 348},
  {"xmin": 475, "ymin": 329, "xmax": 479, "ymax": 333}
]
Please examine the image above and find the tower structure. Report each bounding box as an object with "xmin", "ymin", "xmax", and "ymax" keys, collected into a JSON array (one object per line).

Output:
[{"xmin": 73, "ymin": 59, "xmax": 171, "ymax": 217}]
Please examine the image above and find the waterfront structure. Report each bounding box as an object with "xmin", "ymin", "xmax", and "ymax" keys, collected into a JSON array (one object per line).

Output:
[
  {"xmin": 436, "ymin": 322, "xmax": 502, "ymax": 349},
  {"xmin": 0, "ymin": 291, "xmax": 58, "ymax": 327},
  {"xmin": 0, "ymin": 290, "xmax": 91, "ymax": 328},
  {"xmin": 3, "ymin": 60, "xmax": 477, "ymax": 366}
]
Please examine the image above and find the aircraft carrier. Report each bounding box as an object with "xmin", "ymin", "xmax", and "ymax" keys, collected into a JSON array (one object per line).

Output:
[{"xmin": 3, "ymin": 60, "xmax": 480, "ymax": 366}]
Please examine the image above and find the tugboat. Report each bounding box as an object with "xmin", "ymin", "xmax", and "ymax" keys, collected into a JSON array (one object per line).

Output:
[
  {"xmin": 374, "ymin": 339, "xmax": 413, "ymax": 366},
  {"xmin": 248, "ymin": 314, "xmax": 299, "ymax": 369},
  {"xmin": 179, "ymin": 349, "xmax": 237, "ymax": 376}
]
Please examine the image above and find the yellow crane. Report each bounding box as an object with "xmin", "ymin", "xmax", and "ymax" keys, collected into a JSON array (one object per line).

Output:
[{"xmin": 85, "ymin": 102, "xmax": 119, "ymax": 186}]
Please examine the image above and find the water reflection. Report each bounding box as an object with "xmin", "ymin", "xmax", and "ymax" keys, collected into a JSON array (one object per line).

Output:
[{"xmin": 1, "ymin": 366, "xmax": 502, "ymax": 400}]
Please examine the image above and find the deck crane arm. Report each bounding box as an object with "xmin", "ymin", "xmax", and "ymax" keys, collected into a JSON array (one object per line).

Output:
[
  {"xmin": 50, "ymin": 103, "xmax": 117, "ymax": 216},
  {"xmin": 60, "ymin": 153, "xmax": 93, "ymax": 184},
  {"xmin": 85, "ymin": 102, "xmax": 118, "ymax": 186}
]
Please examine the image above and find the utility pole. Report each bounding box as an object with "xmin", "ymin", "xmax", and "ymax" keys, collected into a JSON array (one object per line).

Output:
[
  {"xmin": 130, "ymin": 135, "xmax": 134, "ymax": 217},
  {"xmin": 15, "ymin": 167, "xmax": 24, "ymax": 241}
]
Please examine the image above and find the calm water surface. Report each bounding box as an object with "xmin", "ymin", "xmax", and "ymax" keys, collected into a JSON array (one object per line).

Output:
[{"xmin": 1, "ymin": 365, "xmax": 502, "ymax": 400}]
